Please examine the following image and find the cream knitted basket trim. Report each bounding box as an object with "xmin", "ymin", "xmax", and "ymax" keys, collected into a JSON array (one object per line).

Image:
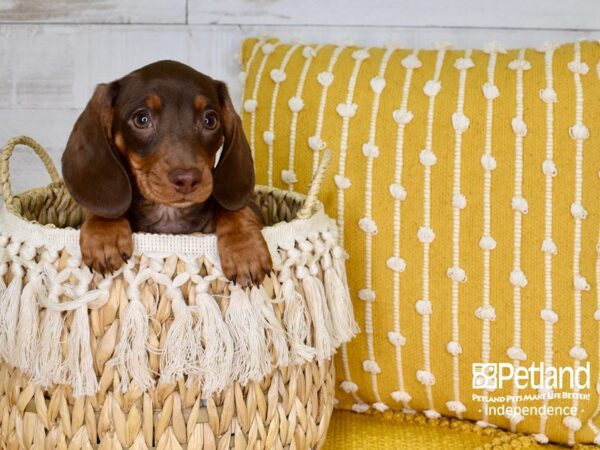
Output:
[{"xmin": 0, "ymin": 187, "xmax": 335, "ymax": 265}]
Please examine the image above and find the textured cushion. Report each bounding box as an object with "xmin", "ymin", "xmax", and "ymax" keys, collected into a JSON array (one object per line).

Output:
[{"xmin": 240, "ymin": 37, "xmax": 600, "ymax": 446}]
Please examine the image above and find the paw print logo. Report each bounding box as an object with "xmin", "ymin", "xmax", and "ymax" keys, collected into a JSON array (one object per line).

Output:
[{"xmin": 472, "ymin": 363, "xmax": 497, "ymax": 390}]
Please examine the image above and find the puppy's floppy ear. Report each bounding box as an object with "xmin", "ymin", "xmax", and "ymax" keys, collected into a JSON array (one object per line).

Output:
[
  {"xmin": 212, "ymin": 80, "xmax": 255, "ymax": 211},
  {"xmin": 62, "ymin": 82, "xmax": 132, "ymax": 219}
]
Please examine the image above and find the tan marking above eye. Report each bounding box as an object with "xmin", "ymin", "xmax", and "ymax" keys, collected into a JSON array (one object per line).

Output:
[
  {"xmin": 145, "ymin": 95, "xmax": 161, "ymax": 110},
  {"xmin": 194, "ymin": 96, "xmax": 207, "ymax": 110}
]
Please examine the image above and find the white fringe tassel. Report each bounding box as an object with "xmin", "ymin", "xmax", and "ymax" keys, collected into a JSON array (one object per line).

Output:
[
  {"xmin": 33, "ymin": 309, "xmax": 65, "ymax": 387},
  {"xmin": 111, "ymin": 298, "xmax": 153, "ymax": 391},
  {"xmin": 0, "ymin": 263, "xmax": 24, "ymax": 365},
  {"xmin": 297, "ymin": 266, "xmax": 334, "ymax": 360},
  {"xmin": 109, "ymin": 267, "xmax": 154, "ymax": 391},
  {"xmin": 250, "ymin": 285, "xmax": 290, "ymax": 367},
  {"xmin": 323, "ymin": 251, "xmax": 360, "ymax": 345},
  {"xmin": 67, "ymin": 305, "xmax": 98, "ymax": 396},
  {"xmin": 332, "ymin": 245, "xmax": 350, "ymax": 286},
  {"xmin": 160, "ymin": 273, "xmax": 202, "ymax": 385},
  {"xmin": 194, "ymin": 278, "xmax": 234, "ymax": 397},
  {"xmin": 32, "ymin": 264, "xmax": 76, "ymax": 387},
  {"xmin": 15, "ymin": 274, "xmax": 44, "ymax": 371},
  {"xmin": 225, "ymin": 286, "xmax": 271, "ymax": 385},
  {"xmin": 281, "ymin": 277, "xmax": 316, "ymax": 365}
]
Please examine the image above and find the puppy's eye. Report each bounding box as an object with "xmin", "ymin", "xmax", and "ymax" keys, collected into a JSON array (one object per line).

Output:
[
  {"xmin": 202, "ymin": 112, "xmax": 218, "ymax": 130},
  {"xmin": 133, "ymin": 111, "xmax": 153, "ymax": 129}
]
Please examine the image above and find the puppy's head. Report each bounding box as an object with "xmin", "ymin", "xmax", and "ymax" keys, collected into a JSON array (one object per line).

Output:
[{"xmin": 62, "ymin": 60, "xmax": 254, "ymax": 219}]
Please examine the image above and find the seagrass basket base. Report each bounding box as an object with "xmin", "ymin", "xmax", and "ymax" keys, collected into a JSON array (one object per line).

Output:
[{"xmin": 1, "ymin": 359, "xmax": 335, "ymax": 449}]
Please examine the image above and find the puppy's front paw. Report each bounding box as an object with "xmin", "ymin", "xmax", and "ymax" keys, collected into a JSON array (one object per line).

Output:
[
  {"xmin": 80, "ymin": 215, "xmax": 133, "ymax": 274},
  {"xmin": 218, "ymin": 230, "xmax": 272, "ymax": 287}
]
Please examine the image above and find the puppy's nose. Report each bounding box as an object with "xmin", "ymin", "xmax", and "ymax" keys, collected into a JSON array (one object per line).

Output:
[{"xmin": 168, "ymin": 168, "xmax": 201, "ymax": 193}]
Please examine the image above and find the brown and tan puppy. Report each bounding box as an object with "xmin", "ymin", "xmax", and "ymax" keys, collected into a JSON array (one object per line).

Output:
[{"xmin": 62, "ymin": 60, "xmax": 272, "ymax": 286}]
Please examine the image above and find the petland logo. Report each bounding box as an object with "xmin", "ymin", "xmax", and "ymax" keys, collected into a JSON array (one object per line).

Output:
[{"xmin": 472, "ymin": 362, "xmax": 590, "ymax": 391}]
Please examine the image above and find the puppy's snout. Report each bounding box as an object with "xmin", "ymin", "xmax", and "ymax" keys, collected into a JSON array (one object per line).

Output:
[{"xmin": 168, "ymin": 168, "xmax": 202, "ymax": 193}]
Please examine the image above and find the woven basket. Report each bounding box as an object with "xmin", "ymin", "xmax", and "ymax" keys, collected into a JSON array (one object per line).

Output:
[{"xmin": 0, "ymin": 136, "xmax": 358, "ymax": 450}]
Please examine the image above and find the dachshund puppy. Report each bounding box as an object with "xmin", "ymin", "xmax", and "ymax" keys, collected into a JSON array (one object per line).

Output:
[{"xmin": 62, "ymin": 61, "xmax": 272, "ymax": 286}]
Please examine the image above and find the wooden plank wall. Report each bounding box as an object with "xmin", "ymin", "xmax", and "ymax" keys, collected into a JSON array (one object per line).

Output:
[{"xmin": 1, "ymin": 0, "xmax": 598, "ymax": 194}]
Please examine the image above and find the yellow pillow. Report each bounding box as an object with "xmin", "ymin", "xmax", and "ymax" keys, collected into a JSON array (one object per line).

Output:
[{"xmin": 241, "ymin": 37, "xmax": 600, "ymax": 446}]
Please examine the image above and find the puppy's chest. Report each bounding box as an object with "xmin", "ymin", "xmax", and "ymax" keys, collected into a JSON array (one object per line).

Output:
[{"xmin": 130, "ymin": 203, "xmax": 215, "ymax": 234}]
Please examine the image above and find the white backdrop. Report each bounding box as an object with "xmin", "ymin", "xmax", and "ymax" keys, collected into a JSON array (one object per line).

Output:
[{"xmin": 1, "ymin": 0, "xmax": 599, "ymax": 196}]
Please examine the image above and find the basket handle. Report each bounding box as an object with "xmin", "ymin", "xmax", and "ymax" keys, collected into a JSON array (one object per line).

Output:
[
  {"xmin": 1, "ymin": 136, "xmax": 61, "ymax": 211},
  {"xmin": 296, "ymin": 150, "xmax": 333, "ymax": 219}
]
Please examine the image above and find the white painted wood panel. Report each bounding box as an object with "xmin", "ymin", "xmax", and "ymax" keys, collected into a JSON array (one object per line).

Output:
[
  {"xmin": 189, "ymin": 0, "xmax": 600, "ymax": 30},
  {"xmin": 0, "ymin": 0, "xmax": 186, "ymax": 24},
  {"xmin": 0, "ymin": 25, "xmax": 192, "ymax": 109},
  {"xmin": 1, "ymin": 24, "xmax": 597, "ymax": 112},
  {"xmin": 0, "ymin": 108, "xmax": 79, "ymax": 195}
]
